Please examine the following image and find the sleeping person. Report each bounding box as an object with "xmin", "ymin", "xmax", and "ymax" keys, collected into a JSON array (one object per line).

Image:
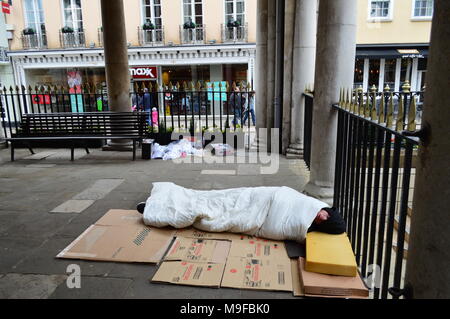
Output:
[{"xmin": 136, "ymin": 182, "xmax": 346, "ymax": 243}]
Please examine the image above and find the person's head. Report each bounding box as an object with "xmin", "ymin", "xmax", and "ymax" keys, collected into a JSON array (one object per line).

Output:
[
  {"xmin": 308, "ymin": 208, "xmax": 346, "ymax": 235},
  {"xmin": 234, "ymin": 86, "xmax": 240, "ymax": 93},
  {"xmin": 144, "ymin": 88, "xmax": 149, "ymax": 93}
]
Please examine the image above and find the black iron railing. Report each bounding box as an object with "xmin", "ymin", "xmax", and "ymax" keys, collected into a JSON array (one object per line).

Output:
[
  {"xmin": 138, "ymin": 27, "xmax": 165, "ymax": 46},
  {"xmin": 333, "ymin": 87, "xmax": 421, "ymax": 299},
  {"xmin": 59, "ymin": 29, "xmax": 86, "ymax": 48},
  {"xmin": 0, "ymin": 83, "xmax": 253, "ymax": 144},
  {"xmin": 179, "ymin": 25, "xmax": 206, "ymax": 44},
  {"xmin": 221, "ymin": 23, "xmax": 248, "ymax": 43},
  {"xmin": 303, "ymin": 92, "xmax": 314, "ymax": 169}
]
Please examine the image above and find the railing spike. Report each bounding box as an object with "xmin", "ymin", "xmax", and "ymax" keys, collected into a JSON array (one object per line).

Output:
[
  {"xmin": 364, "ymin": 92, "xmax": 370, "ymax": 118},
  {"xmin": 407, "ymin": 94, "xmax": 417, "ymax": 131},
  {"xmin": 402, "ymin": 80, "xmax": 411, "ymax": 93},
  {"xmin": 148, "ymin": 81, "xmax": 153, "ymax": 91},
  {"xmin": 371, "ymin": 87, "xmax": 377, "ymax": 121},
  {"xmin": 379, "ymin": 91, "xmax": 385, "ymax": 123},
  {"xmin": 396, "ymin": 94, "xmax": 404, "ymax": 132},
  {"xmin": 387, "ymin": 92, "xmax": 394, "ymax": 128}
]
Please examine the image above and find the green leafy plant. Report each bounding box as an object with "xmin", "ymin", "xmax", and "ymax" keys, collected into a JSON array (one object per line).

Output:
[
  {"xmin": 61, "ymin": 26, "xmax": 74, "ymax": 33},
  {"xmin": 23, "ymin": 28, "xmax": 36, "ymax": 35},
  {"xmin": 183, "ymin": 20, "xmax": 196, "ymax": 29},
  {"xmin": 143, "ymin": 22, "xmax": 155, "ymax": 30}
]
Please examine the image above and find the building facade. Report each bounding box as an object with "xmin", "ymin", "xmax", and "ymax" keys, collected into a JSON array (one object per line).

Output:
[
  {"xmin": 355, "ymin": 0, "xmax": 432, "ymax": 92},
  {"xmin": 2, "ymin": 1, "xmax": 431, "ymax": 97},
  {"xmin": 4, "ymin": 0, "xmax": 257, "ymax": 90}
]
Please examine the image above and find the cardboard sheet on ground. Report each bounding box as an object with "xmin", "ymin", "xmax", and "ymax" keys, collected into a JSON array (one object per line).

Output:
[
  {"xmin": 221, "ymin": 256, "xmax": 293, "ymax": 292},
  {"xmin": 164, "ymin": 237, "xmax": 231, "ymax": 264},
  {"xmin": 175, "ymin": 228, "xmax": 240, "ymax": 241},
  {"xmin": 152, "ymin": 261, "xmax": 226, "ymax": 288},
  {"xmin": 57, "ymin": 209, "xmax": 176, "ymax": 263},
  {"xmin": 299, "ymin": 258, "xmax": 369, "ymax": 299},
  {"xmin": 228, "ymin": 237, "xmax": 289, "ymax": 259}
]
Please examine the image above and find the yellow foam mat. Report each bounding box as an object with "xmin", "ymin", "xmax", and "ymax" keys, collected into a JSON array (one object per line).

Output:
[{"xmin": 305, "ymin": 232, "xmax": 358, "ymax": 277}]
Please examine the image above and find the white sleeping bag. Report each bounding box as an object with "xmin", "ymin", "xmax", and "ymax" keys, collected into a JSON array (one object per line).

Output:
[{"xmin": 143, "ymin": 182, "xmax": 328, "ymax": 242}]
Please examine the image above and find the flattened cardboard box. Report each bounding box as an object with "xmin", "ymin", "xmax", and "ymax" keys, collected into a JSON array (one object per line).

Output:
[
  {"xmin": 175, "ymin": 228, "xmax": 240, "ymax": 241},
  {"xmin": 57, "ymin": 209, "xmax": 176, "ymax": 263},
  {"xmin": 299, "ymin": 258, "xmax": 369, "ymax": 299},
  {"xmin": 152, "ymin": 261, "xmax": 225, "ymax": 288},
  {"xmin": 291, "ymin": 259, "xmax": 304, "ymax": 297},
  {"xmin": 222, "ymin": 256, "xmax": 293, "ymax": 292},
  {"xmin": 228, "ymin": 236, "xmax": 289, "ymax": 259},
  {"xmin": 165, "ymin": 237, "xmax": 231, "ymax": 264}
]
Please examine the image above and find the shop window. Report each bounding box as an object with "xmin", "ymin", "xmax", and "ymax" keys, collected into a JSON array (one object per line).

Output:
[
  {"xmin": 142, "ymin": 0, "xmax": 162, "ymax": 28},
  {"xmin": 412, "ymin": 0, "xmax": 433, "ymax": 18},
  {"xmin": 354, "ymin": 59, "xmax": 364, "ymax": 88},
  {"xmin": 383, "ymin": 59, "xmax": 397, "ymax": 89},
  {"xmin": 369, "ymin": 0, "xmax": 392, "ymax": 20},
  {"xmin": 368, "ymin": 59, "xmax": 380, "ymax": 88},
  {"xmin": 183, "ymin": 0, "xmax": 203, "ymax": 25},
  {"xmin": 62, "ymin": 0, "xmax": 83, "ymax": 31},
  {"xmin": 225, "ymin": 0, "xmax": 245, "ymax": 25},
  {"xmin": 400, "ymin": 58, "xmax": 413, "ymax": 87}
]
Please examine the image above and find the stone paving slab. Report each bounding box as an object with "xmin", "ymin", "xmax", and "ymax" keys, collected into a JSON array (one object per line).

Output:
[
  {"xmin": 72, "ymin": 179, "xmax": 124, "ymax": 200},
  {"xmin": 0, "ymin": 274, "xmax": 66, "ymax": 299},
  {"xmin": 49, "ymin": 276, "xmax": 133, "ymax": 299},
  {"xmin": 24, "ymin": 151, "xmax": 57, "ymax": 160},
  {"xmin": 50, "ymin": 199, "xmax": 96, "ymax": 214}
]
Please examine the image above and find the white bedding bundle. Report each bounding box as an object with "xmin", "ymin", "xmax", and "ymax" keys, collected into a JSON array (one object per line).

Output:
[{"xmin": 143, "ymin": 182, "xmax": 328, "ymax": 243}]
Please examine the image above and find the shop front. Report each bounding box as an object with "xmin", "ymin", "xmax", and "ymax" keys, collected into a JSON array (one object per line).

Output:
[{"xmin": 354, "ymin": 44, "xmax": 428, "ymax": 92}]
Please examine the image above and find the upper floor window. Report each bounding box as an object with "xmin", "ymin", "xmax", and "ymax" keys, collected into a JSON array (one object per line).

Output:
[
  {"xmin": 183, "ymin": 0, "xmax": 203, "ymax": 25},
  {"xmin": 24, "ymin": 0, "xmax": 45, "ymax": 34},
  {"xmin": 412, "ymin": 0, "xmax": 434, "ymax": 18},
  {"xmin": 62, "ymin": 0, "xmax": 83, "ymax": 31},
  {"xmin": 369, "ymin": 0, "xmax": 392, "ymax": 20},
  {"xmin": 142, "ymin": 0, "xmax": 162, "ymax": 28},
  {"xmin": 225, "ymin": 0, "xmax": 245, "ymax": 25}
]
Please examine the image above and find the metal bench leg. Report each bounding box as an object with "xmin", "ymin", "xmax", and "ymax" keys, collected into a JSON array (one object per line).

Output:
[
  {"xmin": 85, "ymin": 147, "xmax": 90, "ymax": 154},
  {"xmin": 132, "ymin": 140, "xmax": 136, "ymax": 161},
  {"xmin": 71, "ymin": 142, "xmax": 75, "ymax": 162},
  {"xmin": 10, "ymin": 142, "xmax": 14, "ymax": 162}
]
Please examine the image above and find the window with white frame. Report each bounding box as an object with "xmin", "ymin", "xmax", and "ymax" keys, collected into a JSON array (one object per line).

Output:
[
  {"xmin": 62, "ymin": 0, "xmax": 83, "ymax": 31},
  {"xmin": 142, "ymin": 0, "xmax": 162, "ymax": 28},
  {"xmin": 369, "ymin": 0, "xmax": 392, "ymax": 19},
  {"xmin": 225, "ymin": 0, "xmax": 245, "ymax": 25},
  {"xmin": 183, "ymin": 0, "xmax": 203, "ymax": 25},
  {"xmin": 412, "ymin": 0, "xmax": 433, "ymax": 18},
  {"xmin": 24, "ymin": 0, "xmax": 45, "ymax": 34}
]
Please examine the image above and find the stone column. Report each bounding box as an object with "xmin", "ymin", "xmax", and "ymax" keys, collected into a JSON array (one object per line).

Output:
[
  {"xmin": 286, "ymin": 0, "xmax": 318, "ymax": 159},
  {"xmin": 255, "ymin": 0, "xmax": 268, "ymax": 148},
  {"xmin": 100, "ymin": 0, "xmax": 132, "ymax": 150},
  {"xmin": 304, "ymin": 0, "xmax": 357, "ymax": 203},
  {"xmin": 405, "ymin": 0, "xmax": 450, "ymax": 299},
  {"xmin": 281, "ymin": 0, "xmax": 296, "ymax": 154},
  {"xmin": 265, "ymin": 0, "xmax": 277, "ymax": 151}
]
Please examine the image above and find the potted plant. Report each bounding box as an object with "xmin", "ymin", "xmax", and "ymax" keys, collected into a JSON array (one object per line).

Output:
[
  {"xmin": 23, "ymin": 28, "xmax": 36, "ymax": 35},
  {"xmin": 183, "ymin": 19, "xmax": 196, "ymax": 29},
  {"xmin": 227, "ymin": 20, "xmax": 241, "ymax": 29},
  {"xmin": 142, "ymin": 22, "xmax": 155, "ymax": 30},
  {"xmin": 61, "ymin": 26, "xmax": 74, "ymax": 33}
]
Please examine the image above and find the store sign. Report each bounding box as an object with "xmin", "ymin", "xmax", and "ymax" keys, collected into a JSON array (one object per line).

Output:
[
  {"xmin": 32, "ymin": 94, "xmax": 51, "ymax": 105},
  {"xmin": 397, "ymin": 49, "xmax": 424, "ymax": 59},
  {"xmin": 2, "ymin": 2, "xmax": 10, "ymax": 14},
  {"xmin": 130, "ymin": 66, "xmax": 157, "ymax": 79}
]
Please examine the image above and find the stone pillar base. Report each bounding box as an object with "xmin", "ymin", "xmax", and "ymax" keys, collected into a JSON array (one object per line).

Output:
[
  {"xmin": 286, "ymin": 143, "xmax": 303, "ymax": 159},
  {"xmin": 0, "ymin": 140, "xmax": 7, "ymax": 150},
  {"xmin": 102, "ymin": 140, "xmax": 133, "ymax": 152},
  {"xmin": 303, "ymin": 181, "xmax": 334, "ymax": 206}
]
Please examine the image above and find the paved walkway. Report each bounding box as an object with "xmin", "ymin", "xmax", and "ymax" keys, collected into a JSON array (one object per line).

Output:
[{"xmin": 0, "ymin": 146, "xmax": 309, "ymax": 299}]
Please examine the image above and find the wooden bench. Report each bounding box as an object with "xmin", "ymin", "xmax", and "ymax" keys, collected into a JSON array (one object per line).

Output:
[{"xmin": 6, "ymin": 112, "xmax": 147, "ymax": 161}]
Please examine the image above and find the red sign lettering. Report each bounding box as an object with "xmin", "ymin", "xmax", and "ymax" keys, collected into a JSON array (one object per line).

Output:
[{"xmin": 130, "ymin": 66, "xmax": 158, "ymax": 79}]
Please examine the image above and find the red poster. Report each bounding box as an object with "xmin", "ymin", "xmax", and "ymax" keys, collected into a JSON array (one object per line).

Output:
[
  {"xmin": 32, "ymin": 94, "xmax": 51, "ymax": 105},
  {"xmin": 2, "ymin": 2, "xmax": 10, "ymax": 14}
]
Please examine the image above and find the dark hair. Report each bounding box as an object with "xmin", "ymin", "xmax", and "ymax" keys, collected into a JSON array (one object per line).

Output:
[{"xmin": 307, "ymin": 207, "xmax": 346, "ymax": 235}]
